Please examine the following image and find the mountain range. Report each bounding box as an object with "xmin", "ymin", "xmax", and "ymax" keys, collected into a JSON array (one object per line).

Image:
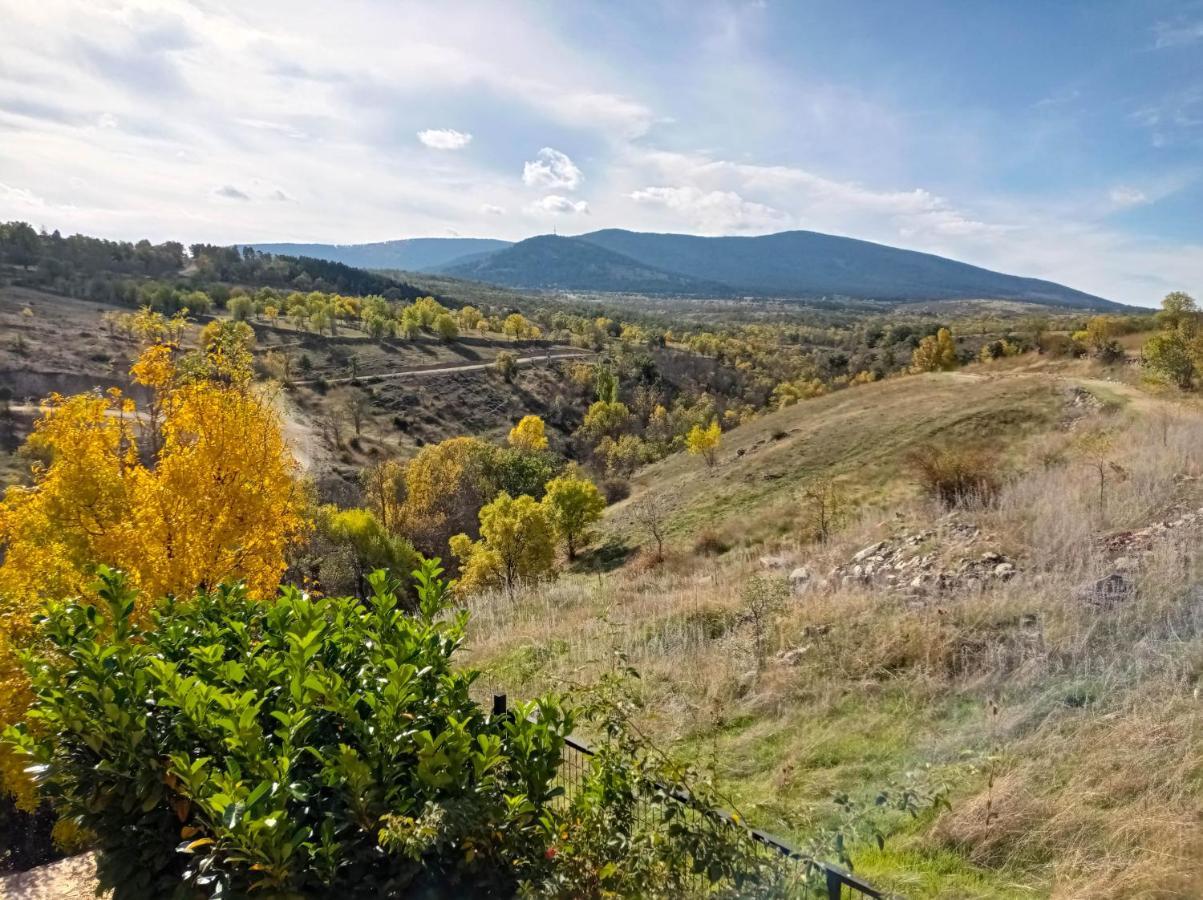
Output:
[{"xmin": 247, "ymin": 229, "xmax": 1121, "ymax": 309}]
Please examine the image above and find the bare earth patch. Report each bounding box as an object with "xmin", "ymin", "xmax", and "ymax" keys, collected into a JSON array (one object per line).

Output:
[{"xmin": 0, "ymin": 854, "xmax": 105, "ymax": 900}]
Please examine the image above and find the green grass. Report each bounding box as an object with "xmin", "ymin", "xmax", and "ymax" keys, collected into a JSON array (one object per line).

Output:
[{"xmin": 603, "ymin": 372, "xmax": 1063, "ymax": 547}]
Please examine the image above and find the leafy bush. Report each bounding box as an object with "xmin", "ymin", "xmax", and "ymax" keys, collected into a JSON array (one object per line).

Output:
[
  {"xmin": 7, "ymin": 563, "xmax": 803, "ymax": 899},
  {"xmin": 8, "ymin": 561, "xmax": 572, "ymax": 898},
  {"xmin": 908, "ymin": 445, "xmax": 1002, "ymax": 508}
]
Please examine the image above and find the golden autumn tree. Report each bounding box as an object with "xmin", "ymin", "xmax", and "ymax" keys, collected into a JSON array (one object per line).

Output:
[
  {"xmin": 399, "ymin": 436, "xmax": 497, "ymax": 556},
  {"xmin": 508, "ymin": 414, "xmax": 549, "ymax": 451},
  {"xmin": 910, "ymin": 327, "xmax": 958, "ymax": 373},
  {"xmin": 450, "ymin": 492, "xmax": 555, "ymax": 597},
  {"xmin": 685, "ymin": 419, "xmax": 722, "ymax": 468},
  {"xmin": 0, "ymin": 326, "xmax": 306, "ymax": 803}
]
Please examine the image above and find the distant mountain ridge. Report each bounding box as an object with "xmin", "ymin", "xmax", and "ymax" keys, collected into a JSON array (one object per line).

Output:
[
  {"xmin": 249, "ymin": 229, "xmax": 1121, "ymax": 309},
  {"xmin": 247, "ymin": 237, "xmax": 511, "ymax": 273}
]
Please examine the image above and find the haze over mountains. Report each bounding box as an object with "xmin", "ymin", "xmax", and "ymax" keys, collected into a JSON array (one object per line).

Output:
[{"xmin": 248, "ymin": 229, "xmax": 1123, "ymax": 310}]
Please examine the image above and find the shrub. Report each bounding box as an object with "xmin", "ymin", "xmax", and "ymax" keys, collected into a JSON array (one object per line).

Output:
[
  {"xmin": 600, "ymin": 477, "xmax": 630, "ymax": 504},
  {"xmin": 693, "ymin": 529, "xmax": 729, "ymax": 557},
  {"xmin": 908, "ymin": 445, "xmax": 1002, "ymax": 508},
  {"xmin": 7, "ymin": 562, "xmax": 572, "ymax": 898},
  {"xmin": 7, "ymin": 564, "xmax": 796, "ymax": 899}
]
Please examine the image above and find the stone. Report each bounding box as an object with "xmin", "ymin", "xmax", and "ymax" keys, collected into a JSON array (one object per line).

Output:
[
  {"xmin": 852, "ymin": 541, "xmax": 887, "ymax": 562},
  {"xmin": 788, "ymin": 566, "xmax": 813, "ymax": 592},
  {"xmin": 777, "ymin": 645, "xmax": 811, "ymax": 666},
  {"xmin": 992, "ymin": 562, "xmax": 1016, "ymax": 579}
]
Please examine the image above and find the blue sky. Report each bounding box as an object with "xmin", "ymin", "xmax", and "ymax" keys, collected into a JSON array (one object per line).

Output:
[{"xmin": 0, "ymin": 0, "xmax": 1200, "ymax": 305}]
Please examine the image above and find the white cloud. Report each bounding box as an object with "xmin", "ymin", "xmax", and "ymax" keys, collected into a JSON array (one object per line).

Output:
[
  {"xmin": 522, "ymin": 148, "xmax": 583, "ymax": 191},
  {"xmin": 527, "ymin": 194, "xmax": 589, "ymax": 215},
  {"xmin": 628, "ymin": 185, "xmax": 785, "ymax": 232},
  {"xmin": 480, "ymin": 203, "xmax": 506, "ymax": 215},
  {"xmin": 1109, "ymin": 186, "xmax": 1149, "ymax": 208},
  {"xmin": 1153, "ymin": 18, "xmax": 1203, "ymax": 48},
  {"xmin": 417, "ymin": 128, "xmax": 473, "ymax": 150}
]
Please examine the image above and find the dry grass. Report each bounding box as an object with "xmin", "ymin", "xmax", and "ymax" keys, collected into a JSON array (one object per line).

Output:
[{"xmin": 464, "ymin": 371, "xmax": 1203, "ymax": 898}]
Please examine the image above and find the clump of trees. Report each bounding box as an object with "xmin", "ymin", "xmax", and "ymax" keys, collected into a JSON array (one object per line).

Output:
[{"xmin": 1143, "ymin": 292, "xmax": 1202, "ymax": 389}]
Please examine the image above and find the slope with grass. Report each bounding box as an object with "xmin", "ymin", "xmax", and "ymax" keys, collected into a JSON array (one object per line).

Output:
[{"xmin": 463, "ymin": 358, "xmax": 1203, "ymax": 899}]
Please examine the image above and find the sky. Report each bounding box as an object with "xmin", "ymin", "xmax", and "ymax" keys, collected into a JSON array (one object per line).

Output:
[{"xmin": 0, "ymin": 1, "xmax": 1201, "ymax": 306}]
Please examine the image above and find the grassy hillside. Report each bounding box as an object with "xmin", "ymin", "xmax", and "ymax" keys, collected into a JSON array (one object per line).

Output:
[
  {"xmin": 464, "ymin": 360, "xmax": 1203, "ymax": 898},
  {"xmin": 601, "ymin": 371, "xmax": 1063, "ymax": 548}
]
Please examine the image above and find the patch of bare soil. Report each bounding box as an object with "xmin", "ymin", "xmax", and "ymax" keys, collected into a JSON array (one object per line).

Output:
[{"xmin": 0, "ymin": 854, "xmax": 105, "ymax": 900}]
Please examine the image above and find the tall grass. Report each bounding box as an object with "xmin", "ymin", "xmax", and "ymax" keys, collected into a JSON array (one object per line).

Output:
[{"xmin": 464, "ymin": 400, "xmax": 1203, "ymax": 898}]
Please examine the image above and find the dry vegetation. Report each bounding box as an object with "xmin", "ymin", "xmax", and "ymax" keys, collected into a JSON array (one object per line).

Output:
[{"xmin": 462, "ymin": 363, "xmax": 1203, "ymax": 898}]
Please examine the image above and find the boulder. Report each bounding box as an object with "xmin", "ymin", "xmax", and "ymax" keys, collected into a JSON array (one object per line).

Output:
[{"xmin": 788, "ymin": 566, "xmax": 813, "ymax": 593}]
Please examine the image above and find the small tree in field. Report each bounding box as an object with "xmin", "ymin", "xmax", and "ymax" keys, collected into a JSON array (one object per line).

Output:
[
  {"xmin": 542, "ymin": 474, "xmax": 606, "ymax": 560},
  {"xmin": 633, "ymin": 494, "xmax": 668, "ymax": 562},
  {"xmin": 800, "ymin": 476, "xmax": 848, "ymax": 543},
  {"xmin": 686, "ymin": 419, "xmax": 721, "ymax": 468},
  {"xmin": 495, "ymin": 351, "xmax": 518, "ymax": 382},
  {"xmin": 508, "ymin": 414, "xmax": 549, "ymax": 451},
  {"xmin": 911, "ymin": 327, "xmax": 958, "ymax": 372}
]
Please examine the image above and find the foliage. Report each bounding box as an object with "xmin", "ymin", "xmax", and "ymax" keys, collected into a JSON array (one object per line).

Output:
[
  {"xmin": 1143, "ymin": 330, "xmax": 1196, "ymax": 388},
  {"xmin": 5, "ymin": 563, "xmax": 575, "ymax": 898},
  {"xmin": 577, "ymin": 400, "xmax": 632, "ymax": 443},
  {"xmin": 451, "ymin": 493, "xmax": 556, "ymax": 596},
  {"xmin": 490, "ymin": 447, "xmax": 560, "ymax": 501},
  {"xmin": 907, "ymin": 445, "xmax": 1001, "ymax": 508},
  {"xmin": 399, "ymin": 437, "xmax": 498, "ymax": 557},
  {"xmin": 541, "ymin": 474, "xmax": 606, "ymax": 560},
  {"xmin": 685, "ymin": 419, "xmax": 722, "ymax": 468},
  {"xmin": 315, "ymin": 506, "xmax": 420, "ymax": 599},
  {"xmin": 508, "ymin": 414, "xmax": 549, "ymax": 452},
  {"xmin": 0, "ymin": 339, "xmax": 306, "ymax": 803},
  {"xmin": 495, "ymin": 351, "xmax": 519, "ymax": 381},
  {"xmin": 910, "ymin": 327, "xmax": 958, "ymax": 373}
]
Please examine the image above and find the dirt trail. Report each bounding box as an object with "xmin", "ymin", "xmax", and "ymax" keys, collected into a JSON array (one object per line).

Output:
[{"xmin": 293, "ymin": 350, "xmax": 591, "ymax": 386}]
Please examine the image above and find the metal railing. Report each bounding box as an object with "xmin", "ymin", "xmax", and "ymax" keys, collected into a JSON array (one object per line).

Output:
[{"xmin": 495, "ymin": 695, "xmax": 885, "ymax": 899}]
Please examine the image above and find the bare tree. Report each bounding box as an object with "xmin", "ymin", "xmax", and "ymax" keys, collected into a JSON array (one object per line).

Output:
[
  {"xmin": 332, "ymin": 386, "xmax": 371, "ymax": 437},
  {"xmin": 800, "ymin": 476, "xmax": 847, "ymax": 543},
  {"xmin": 633, "ymin": 494, "xmax": 668, "ymax": 561}
]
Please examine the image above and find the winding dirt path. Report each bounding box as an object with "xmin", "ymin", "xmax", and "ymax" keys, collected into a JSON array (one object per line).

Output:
[{"xmin": 293, "ymin": 350, "xmax": 592, "ymax": 386}]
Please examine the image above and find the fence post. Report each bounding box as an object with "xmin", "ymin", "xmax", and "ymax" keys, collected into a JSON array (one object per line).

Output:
[
  {"xmin": 492, "ymin": 693, "xmax": 508, "ymax": 717},
  {"xmin": 826, "ymin": 866, "xmax": 843, "ymax": 900}
]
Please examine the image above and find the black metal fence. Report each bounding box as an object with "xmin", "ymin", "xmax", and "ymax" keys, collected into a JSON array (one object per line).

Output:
[{"xmin": 495, "ymin": 695, "xmax": 885, "ymax": 899}]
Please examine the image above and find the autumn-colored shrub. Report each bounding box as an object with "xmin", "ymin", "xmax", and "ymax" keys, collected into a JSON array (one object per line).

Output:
[{"xmin": 908, "ymin": 445, "xmax": 1002, "ymax": 508}]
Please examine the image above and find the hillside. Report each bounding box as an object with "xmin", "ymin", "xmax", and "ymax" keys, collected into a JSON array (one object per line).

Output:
[
  {"xmin": 246, "ymin": 237, "xmax": 511, "ymax": 272},
  {"xmin": 275, "ymin": 228, "xmax": 1122, "ymax": 309},
  {"xmin": 576, "ymin": 229, "xmax": 1122, "ymax": 308},
  {"xmin": 437, "ymin": 234, "xmax": 731, "ymax": 294},
  {"xmin": 466, "ymin": 359, "xmax": 1203, "ymax": 897}
]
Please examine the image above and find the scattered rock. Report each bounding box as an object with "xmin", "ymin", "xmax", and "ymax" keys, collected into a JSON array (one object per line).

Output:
[
  {"xmin": 788, "ymin": 566, "xmax": 813, "ymax": 593},
  {"xmin": 775, "ymin": 645, "xmax": 811, "ymax": 666},
  {"xmin": 852, "ymin": 541, "xmax": 887, "ymax": 562}
]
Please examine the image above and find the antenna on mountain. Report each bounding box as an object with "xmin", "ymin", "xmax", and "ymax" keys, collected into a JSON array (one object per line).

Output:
[{"xmin": 553, "ymin": 225, "xmax": 557, "ymax": 236}]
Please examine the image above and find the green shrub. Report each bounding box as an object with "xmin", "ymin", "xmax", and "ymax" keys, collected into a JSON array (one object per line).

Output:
[
  {"xmin": 6, "ymin": 563, "xmax": 795, "ymax": 899},
  {"xmin": 8, "ymin": 561, "xmax": 572, "ymax": 898}
]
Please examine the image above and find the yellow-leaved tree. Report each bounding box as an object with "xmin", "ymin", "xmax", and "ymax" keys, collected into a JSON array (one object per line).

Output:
[
  {"xmin": 910, "ymin": 327, "xmax": 958, "ymax": 373},
  {"xmin": 685, "ymin": 420, "xmax": 722, "ymax": 468},
  {"xmin": 0, "ymin": 325, "xmax": 306, "ymax": 803},
  {"xmin": 450, "ymin": 492, "xmax": 555, "ymax": 596},
  {"xmin": 541, "ymin": 474, "xmax": 606, "ymax": 559},
  {"xmin": 508, "ymin": 414, "xmax": 549, "ymax": 451}
]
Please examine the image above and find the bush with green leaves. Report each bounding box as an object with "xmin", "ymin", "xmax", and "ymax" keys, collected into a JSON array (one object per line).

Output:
[{"xmin": 7, "ymin": 561, "xmax": 572, "ymax": 898}]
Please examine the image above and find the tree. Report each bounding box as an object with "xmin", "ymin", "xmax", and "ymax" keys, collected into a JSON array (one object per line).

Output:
[
  {"xmin": 1157, "ymin": 291, "xmax": 1198, "ymax": 332},
  {"xmin": 508, "ymin": 414, "xmax": 549, "ymax": 451},
  {"xmin": 457, "ymin": 305, "xmax": 483, "ymax": 331},
  {"xmin": 578, "ymin": 400, "xmax": 632, "ymax": 443},
  {"xmin": 452, "ymin": 492, "xmax": 555, "ymax": 595},
  {"xmin": 1143, "ymin": 330, "xmax": 1196, "ymax": 389},
  {"xmin": 434, "ymin": 312, "xmax": 458, "ymax": 341},
  {"xmin": 360, "ymin": 459, "xmax": 407, "ymax": 532},
  {"xmin": 400, "ymin": 436, "xmax": 498, "ymax": 556},
  {"xmin": 633, "ymin": 494, "xmax": 668, "ymax": 562},
  {"xmin": 685, "ymin": 419, "xmax": 722, "ymax": 468},
  {"xmin": 541, "ymin": 474, "xmax": 606, "ymax": 560},
  {"xmin": 911, "ymin": 327, "xmax": 958, "ymax": 372},
  {"xmin": 316, "ymin": 505, "xmax": 419, "ymax": 597},
  {"xmin": 503, "ymin": 313, "xmax": 530, "ymax": 340},
  {"xmin": 495, "ymin": 351, "xmax": 518, "ymax": 382},
  {"xmin": 800, "ymin": 476, "xmax": 847, "ymax": 543},
  {"xmin": 0, "ymin": 341, "xmax": 306, "ymax": 803},
  {"xmin": 228, "ymin": 294, "xmax": 254, "ymax": 322},
  {"xmin": 333, "ymin": 386, "xmax": 372, "ymax": 436}
]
